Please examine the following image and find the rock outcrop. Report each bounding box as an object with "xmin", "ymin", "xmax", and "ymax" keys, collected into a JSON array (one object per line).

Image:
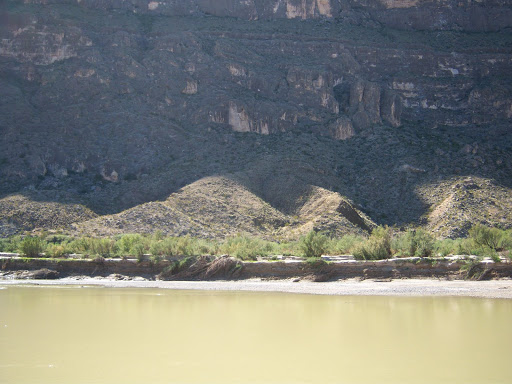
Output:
[
  {"xmin": 0, "ymin": 0, "xmax": 511, "ymax": 237},
  {"xmin": 18, "ymin": 0, "xmax": 512, "ymax": 32}
]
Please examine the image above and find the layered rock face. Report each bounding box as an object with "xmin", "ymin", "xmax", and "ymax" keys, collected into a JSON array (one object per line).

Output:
[
  {"xmin": 20, "ymin": 0, "xmax": 512, "ymax": 32},
  {"xmin": 0, "ymin": 0, "xmax": 511, "ymax": 237}
]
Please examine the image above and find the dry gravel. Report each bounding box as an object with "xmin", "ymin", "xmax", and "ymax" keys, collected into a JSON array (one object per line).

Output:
[{"xmin": 1, "ymin": 278, "xmax": 511, "ymax": 299}]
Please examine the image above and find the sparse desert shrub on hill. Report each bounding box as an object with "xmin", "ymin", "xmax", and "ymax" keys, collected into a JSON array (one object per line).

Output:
[
  {"xmin": 352, "ymin": 226, "xmax": 392, "ymax": 260},
  {"xmin": 299, "ymin": 230, "xmax": 328, "ymax": 258},
  {"xmin": 20, "ymin": 236, "xmax": 44, "ymax": 257}
]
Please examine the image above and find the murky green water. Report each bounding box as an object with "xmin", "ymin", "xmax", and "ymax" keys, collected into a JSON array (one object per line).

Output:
[{"xmin": 0, "ymin": 286, "xmax": 511, "ymax": 384}]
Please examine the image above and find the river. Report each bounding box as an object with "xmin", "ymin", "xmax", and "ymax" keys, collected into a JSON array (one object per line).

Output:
[{"xmin": 0, "ymin": 285, "xmax": 510, "ymax": 384}]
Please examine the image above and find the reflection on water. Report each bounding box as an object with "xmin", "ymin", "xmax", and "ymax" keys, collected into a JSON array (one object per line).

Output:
[{"xmin": 0, "ymin": 286, "xmax": 511, "ymax": 384}]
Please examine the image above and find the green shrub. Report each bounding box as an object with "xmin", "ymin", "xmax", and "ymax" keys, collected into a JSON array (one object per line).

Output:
[
  {"xmin": 220, "ymin": 235, "xmax": 276, "ymax": 260},
  {"xmin": 470, "ymin": 244, "xmax": 501, "ymax": 260},
  {"xmin": 305, "ymin": 257, "xmax": 327, "ymax": 268},
  {"xmin": 194, "ymin": 238, "xmax": 218, "ymax": 255},
  {"xmin": 149, "ymin": 237, "xmax": 178, "ymax": 257},
  {"xmin": 148, "ymin": 236, "xmax": 216, "ymax": 258},
  {"xmin": 0, "ymin": 236, "xmax": 22, "ymax": 253},
  {"xmin": 395, "ymin": 229, "xmax": 434, "ymax": 257},
  {"xmin": 327, "ymin": 235, "xmax": 365, "ymax": 255},
  {"xmin": 152, "ymin": 230, "xmax": 164, "ymax": 241},
  {"xmin": 45, "ymin": 234, "xmax": 72, "ymax": 244},
  {"xmin": 115, "ymin": 234, "xmax": 145, "ymax": 257},
  {"xmin": 174, "ymin": 235, "xmax": 198, "ymax": 256},
  {"xmin": 20, "ymin": 237, "xmax": 44, "ymax": 257},
  {"xmin": 469, "ymin": 224, "xmax": 505, "ymax": 251},
  {"xmin": 68, "ymin": 237, "xmax": 93, "ymax": 255},
  {"xmin": 500, "ymin": 229, "xmax": 512, "ymax": 250},
  {"xmin": 352, "ymin": 226, "xmax": 392, "ymax": 260},
  {"xmin": 45, "ymin": 244, "xmax": 66, "ymax": 258},
  {"xmin": 274, "ymin": 241, "xmax": 300, "ymax": 256},
  {"xmin": 132, "ymin": 243, "xmax": 146, "ymax": 260},
  {"xmin": 90, "ymin": 238, "xmax": 117, "ymax": 257},
  {"xmin": 68, "ymin": 237, "xmax": 116, "ymax": 257},
  {"xmin": 0, "ymin": 238, "xmax": 7, "ymax": 252},
  {"xmin": 434, "ymin": 238, "xmax": 459, "ymax": 256},
  {"xmin": 149, "ymin": 254, "xmax": 163, "ymax": 264},
  {"xmin": 299, "ymin": 231, "xmax": 328, "ymax": 258}
]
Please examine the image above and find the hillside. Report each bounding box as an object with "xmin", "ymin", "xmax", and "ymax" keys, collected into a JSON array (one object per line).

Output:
[{"xmin": 1, "ymin": 0, "xmax": 511, "ymax": 239}]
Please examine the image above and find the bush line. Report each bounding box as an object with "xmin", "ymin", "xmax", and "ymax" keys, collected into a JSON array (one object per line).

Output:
[{"xmin": 0, "ymin": 224, "xmax": 511, "ymax": 261}]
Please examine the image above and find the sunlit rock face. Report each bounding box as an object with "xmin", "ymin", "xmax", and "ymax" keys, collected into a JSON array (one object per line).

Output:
[{"xmin": 348, "ymin": 0, "xmax": 512, "ymax": 32}]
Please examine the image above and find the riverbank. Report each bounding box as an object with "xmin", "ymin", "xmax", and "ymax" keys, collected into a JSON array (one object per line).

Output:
[
  {"xmin": 1, "ymin": 255, "xmax": 512, "ymax": 298},
  {"xmin": 2, "ymin": 254, "xmax": 512, "ymax": 281},
  {"xmin": 1, "ymin": 278, "xmax": 511, "ymax": 299}
]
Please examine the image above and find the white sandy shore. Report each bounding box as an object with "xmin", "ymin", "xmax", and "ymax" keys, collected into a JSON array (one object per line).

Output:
[{"xmin": 1, "ymin": 278, "xmax": 511, "ymax": 299}]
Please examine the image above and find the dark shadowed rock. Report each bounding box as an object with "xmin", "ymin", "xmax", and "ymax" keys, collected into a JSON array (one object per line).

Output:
[{"xmin": 0, "ymin": 0, "xmax": 511, "ymax": 239}]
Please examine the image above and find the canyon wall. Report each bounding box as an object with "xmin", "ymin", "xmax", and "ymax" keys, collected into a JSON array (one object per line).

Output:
[
  {"xmin": 19, "ymin": 0, "xmax": 512, "ymax": 31},
  {"xmin": 0, "ymin": 0, "xmax": 511, "ymax": 234}
]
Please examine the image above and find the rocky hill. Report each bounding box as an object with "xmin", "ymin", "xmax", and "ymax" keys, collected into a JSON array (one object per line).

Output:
[{"xmin": 1, "ymin": 0, "xmax": 511, "ymax": 239}]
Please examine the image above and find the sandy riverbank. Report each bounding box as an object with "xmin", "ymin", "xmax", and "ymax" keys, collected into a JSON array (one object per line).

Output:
[{"xmin": 1, "ymin": 278, "xmax": 511, "ymax": 299}]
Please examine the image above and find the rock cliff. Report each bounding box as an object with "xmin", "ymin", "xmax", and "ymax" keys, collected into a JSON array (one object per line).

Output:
[
  {"xmin": 18, "ymin": 0, "xmax": 512, "ymax": 32},
  {"xmin": 0, "ymin": 0, "xmax": 511, "ymax": 238}
]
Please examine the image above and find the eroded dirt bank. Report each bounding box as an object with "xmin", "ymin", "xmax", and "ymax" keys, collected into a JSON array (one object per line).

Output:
[{"xmin": 2, "ymin": 255, "xmax": 512, "ymax": 282}]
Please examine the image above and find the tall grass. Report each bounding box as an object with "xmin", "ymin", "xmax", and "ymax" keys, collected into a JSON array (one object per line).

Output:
[
  {"xmin": 327, "ymin": 235, "xmax": 365, "ymax": 254},
  {"xmin": 219, "ymin": 235, "xmax": 277, "ymax": 260},
  {"xmin": 1, "ymin": 224, "xmax": 510, "ymax": 260}
]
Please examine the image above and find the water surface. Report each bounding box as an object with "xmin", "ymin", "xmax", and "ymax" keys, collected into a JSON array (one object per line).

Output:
[{"xmin": 0, "ymin": 286, "xmax": 510, "ymax": 384}]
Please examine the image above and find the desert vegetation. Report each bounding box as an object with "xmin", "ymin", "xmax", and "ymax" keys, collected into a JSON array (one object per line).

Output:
[{"xmin": 1, "ymin": 225, "xmax": 511, "ymax": 262}]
